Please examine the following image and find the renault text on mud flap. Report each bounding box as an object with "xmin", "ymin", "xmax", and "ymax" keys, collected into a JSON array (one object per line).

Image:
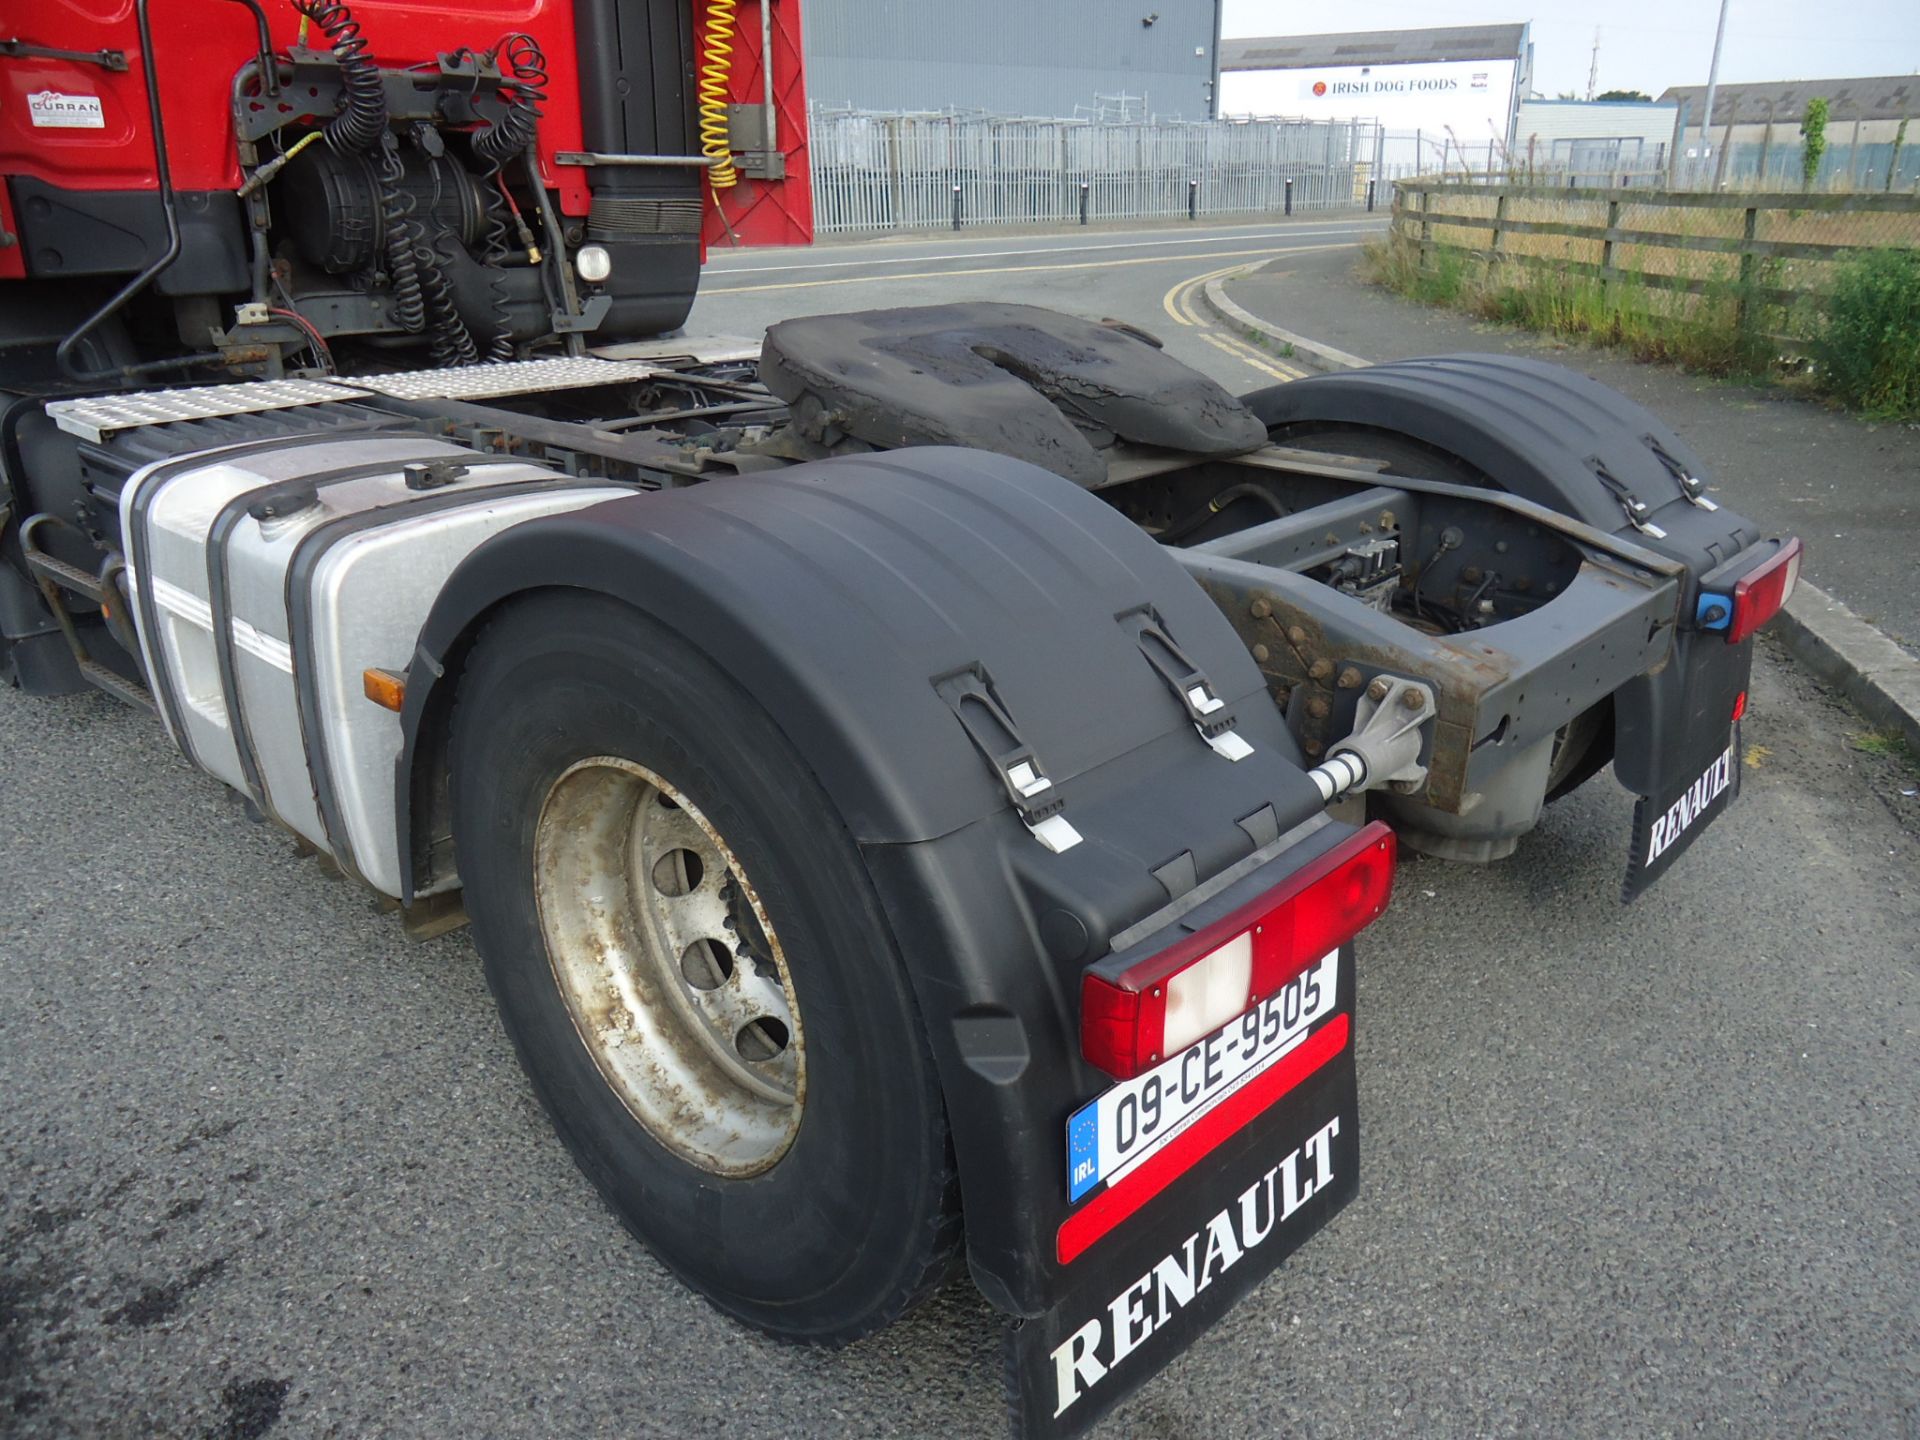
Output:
[
  {"xmin": 1646, "ymin": 746, "xmax": 1734, "ymax": 863},
  {"xmin": 1051, "ymin": 1114, "xmax": 1341, "ymax": 1419}
]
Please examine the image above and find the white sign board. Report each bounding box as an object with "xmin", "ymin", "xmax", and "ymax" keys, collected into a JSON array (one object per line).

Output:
[{"xmin": 1220, "ymin": 58, "xmax": 1518, "ymax": 160}]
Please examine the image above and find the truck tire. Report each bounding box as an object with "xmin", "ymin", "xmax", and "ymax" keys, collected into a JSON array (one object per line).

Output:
[{"xmin": 448, "ymin": 591, "xmax": 962, "ymax": 1344}]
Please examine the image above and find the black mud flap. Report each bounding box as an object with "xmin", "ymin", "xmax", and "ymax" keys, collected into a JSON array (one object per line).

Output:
[
  {"xmin": 1623, "ymin": 723, "xmax": 1742, "ymax": 902},
  {"xmin": 1616, "ymin": 623, "xmax": 1754, "ymax": 902},
  {"xmin": 1002, "ymin": 957, "xmax": 1358, "ymax": 1439}
]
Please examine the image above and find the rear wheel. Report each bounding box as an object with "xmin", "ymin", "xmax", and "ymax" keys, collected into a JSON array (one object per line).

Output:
[{"xmin": 449, "ymin": 592, "xmax": 961, "ymax": 1343}]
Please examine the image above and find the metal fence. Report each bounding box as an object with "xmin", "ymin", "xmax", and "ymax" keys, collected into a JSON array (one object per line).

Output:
[
  {"xmin": 1381, "ymin": 125, "xmax": 1916, "ymax": 196},
  {"xmin": 808, "ymin": 108, "xmax": 1380, "ymax": 234}
]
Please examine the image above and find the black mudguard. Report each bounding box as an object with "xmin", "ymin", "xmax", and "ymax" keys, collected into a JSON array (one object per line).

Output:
[
  {"xmin": 395, "ymin": 447, "xmax": 1351, "ymax": 1321},
  {"xmin": 1247, "ymin": 353, "xmax": 1769, "ymax": 816}
]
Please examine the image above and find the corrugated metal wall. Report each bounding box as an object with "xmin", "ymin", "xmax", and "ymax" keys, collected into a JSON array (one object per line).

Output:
[{"xmin": 800, "ymin": 0, "xmax": 1220, "ymax": 120}]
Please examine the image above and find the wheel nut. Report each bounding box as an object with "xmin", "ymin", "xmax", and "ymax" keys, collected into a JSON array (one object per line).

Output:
[
  {"xmin": 1337, "ymin": 666, "xmax": 1362, "ymax": 689},
  {"xmin": 1308, "ymin": 658, "xmax": 1333, "ymax": 681},
  {"xmin": 1366, "ymin": 677, "xmax": 1391, "ymax": 701}
]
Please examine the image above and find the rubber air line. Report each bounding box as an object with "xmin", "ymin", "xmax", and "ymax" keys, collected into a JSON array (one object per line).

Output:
[{"xmin": 697, "ymin": 0, "xmax": 740, "ymax": 189}]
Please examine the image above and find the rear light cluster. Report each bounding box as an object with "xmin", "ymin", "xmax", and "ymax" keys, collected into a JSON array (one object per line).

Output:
[
  {"xmin": 1080, "ymin": 822, "xmax": 1396, "ymax": 1079},
  {"xmin": 1698, "ymin": 537, "xmax": 1802, "ymax": 644}
]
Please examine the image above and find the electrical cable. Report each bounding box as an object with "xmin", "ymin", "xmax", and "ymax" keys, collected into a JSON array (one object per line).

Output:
[
  {"xmin": 1153, "ymin": 483, "xmax": 1289, "ymax": 545},
  {"xmin": 268, "ymin": 307, "xmax": 334, "ymax": 371}
]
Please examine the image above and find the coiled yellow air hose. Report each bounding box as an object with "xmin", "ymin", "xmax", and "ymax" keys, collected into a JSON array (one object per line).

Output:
[{"xmin": 697, "ymin": 0, "xmax": 740, "ymax": 189}]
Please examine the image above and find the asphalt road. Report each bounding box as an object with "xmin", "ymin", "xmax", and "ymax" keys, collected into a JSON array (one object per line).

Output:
[
  {"xmin": 5, "ymin": 216, "xmax": 1919, "ymax": 1440},
  {"xmin": 689, "ymin": 214, "xmax": 1392, "ymax": 391}
]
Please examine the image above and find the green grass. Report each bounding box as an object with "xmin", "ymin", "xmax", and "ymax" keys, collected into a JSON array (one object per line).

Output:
[
  {"xmin": 1361, "ymin": 236, "xmax": 1784, "ymax": 379},
  {"xmin": 1849, "ymin": 731, "xmax": 1915, "ymax": 762},
  {"xmin": 1814, "ymin": 249, "xmax": 1920, "ymax": 420}
]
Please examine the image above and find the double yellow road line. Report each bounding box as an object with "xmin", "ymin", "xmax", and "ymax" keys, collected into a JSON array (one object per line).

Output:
[{"xmin": 1162, "ymin": 262, "xmax": 1309, "ymax": 384}]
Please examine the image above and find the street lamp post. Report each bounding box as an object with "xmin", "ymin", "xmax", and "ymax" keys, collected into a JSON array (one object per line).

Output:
[{"xmin": 1699, "ymin": 0, "xmax": 1732, "ymax": 181}]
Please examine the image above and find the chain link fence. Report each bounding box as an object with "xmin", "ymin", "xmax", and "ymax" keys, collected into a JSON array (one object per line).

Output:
[
  {"xmin": 1379, "ymin": 126, "xmax": 1915, "ymax": 196},
  {"xmin": 808, "ymin": 108, "xmax": 1383, "ymax": 235}
]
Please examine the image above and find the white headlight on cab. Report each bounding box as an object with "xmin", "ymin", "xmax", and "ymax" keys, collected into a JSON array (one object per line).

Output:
[{"xmin": 575, "ymin": 245, "xmax": 612, "ymax": 284}]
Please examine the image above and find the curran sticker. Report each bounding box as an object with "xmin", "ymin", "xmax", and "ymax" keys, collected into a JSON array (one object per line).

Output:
[{"xmin": 28, "ymin": 91, "xmax": 106, "ymax": 129}]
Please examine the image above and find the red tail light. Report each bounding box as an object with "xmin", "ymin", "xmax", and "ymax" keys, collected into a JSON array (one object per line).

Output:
[
  {"xmin": 1080, "ymin": 822, "xmax": 1396, "ymax": 1079},
  {"xmin": 1726, "ymin": 537, "xmax": 1802, "ymax": 644}
]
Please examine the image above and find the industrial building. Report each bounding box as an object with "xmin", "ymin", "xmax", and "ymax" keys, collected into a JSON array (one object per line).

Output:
[
  {"xmin": 1218, "ymin": 24, "xmax": 1533, "ymax": 169},
  {"xmin": 1512, "ymin": 98, "xmax": 1679, "ymax": 181},
  {"xmin": 799, "ymin": 0, "xmax": 1222, "ymax": 119},
  {"xmin": 1657, "ymin": 76, "xmax": 1918, "ymax": 186}
]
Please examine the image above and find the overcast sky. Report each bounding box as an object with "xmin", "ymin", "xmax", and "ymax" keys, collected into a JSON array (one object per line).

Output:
[{"xmin": 1220, "ymin": 0, "xmax": 1920, "ymax": 100}]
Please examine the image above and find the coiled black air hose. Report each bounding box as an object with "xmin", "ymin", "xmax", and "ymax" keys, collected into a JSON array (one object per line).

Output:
[
  {"xmin": 419, "ymin": 230, "xmax": 481, "ymax": 367},
  {"xmin": 377, "ymin": 143, "xmax": 427, "ymax": 334},
  {"xmin": 291, "ymin": 0, "xmax": 385, "ymax": 154},
  {"xmin": 474, "ymin": 33, "xmax": 548, "ymax": 360},
  {"xmin": 473, "ymin": 32, "xmax": 547, "ymax": 167}
]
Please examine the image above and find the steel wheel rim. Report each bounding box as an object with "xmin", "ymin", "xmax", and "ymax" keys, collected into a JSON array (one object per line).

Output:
[{"xmin": 534, "ymin": 756, "xmax": 805, "ymax": 1177}]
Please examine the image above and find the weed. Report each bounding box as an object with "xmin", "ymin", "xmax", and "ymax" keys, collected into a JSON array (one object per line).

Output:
[
  {"xmin": 1849, "ymin": 731, "xmax": 1915, "ymax": 764},
  {"xmin": 1801, "ymin": 98, "xmax": 1829, "ymax": 190},
  {"xmin": 1814, "ymin": 248, "xmax": 1920, "ymax": 419},
  {"xmin": 1366, "ymin": 240, "xmax": 1783, "ymax": 379}
]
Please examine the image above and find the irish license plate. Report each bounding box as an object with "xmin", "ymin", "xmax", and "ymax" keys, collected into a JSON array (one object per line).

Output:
[
  {"xmin": 1011, "ymin": 942, "xmax": 1358, "ymax": 1440},
  {"xmin": 1067, "ymin": 952, "xmax": 1339, "ymax": 1203}
]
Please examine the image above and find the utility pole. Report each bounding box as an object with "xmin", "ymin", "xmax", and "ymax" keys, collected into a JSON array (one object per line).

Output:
[
  {"xmin": 1700, "ymin": 0, "xmax": 1731, "ymax": 169},
  {"xmin": 1586, "ymin": 27, "xmax": 1600, "ymax": 102}
]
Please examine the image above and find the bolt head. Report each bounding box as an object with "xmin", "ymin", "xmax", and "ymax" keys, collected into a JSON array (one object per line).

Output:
[
  {"xmin": 1366, "ymin": 677, "xmax": 1390, "ymax": 701},
  {"xmin": 1249, "ymin": 597, "xmax": 1272, "ymax": 619},
  {"xmin": 1287, "ymin": 626, "xmax": 1307, "ymax": 646},
  {"xmin": 1307, "ymin": 696, "xmax": 1330, "ymax": 719},
  {"xmin": 1400, "ymin": 687, "xmax": 1425, "ymax": 710},
  {"xmin": 1252, "ymin": 643, "xmax": 1271, "ymax": 663},
  {"xmin": 1308, "ymin": 658, "xmax": 1333, "ymax": 681},
  {"xmin": 1338, "ymin": 667, "xmax": 1362, "ymax": 690}
]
